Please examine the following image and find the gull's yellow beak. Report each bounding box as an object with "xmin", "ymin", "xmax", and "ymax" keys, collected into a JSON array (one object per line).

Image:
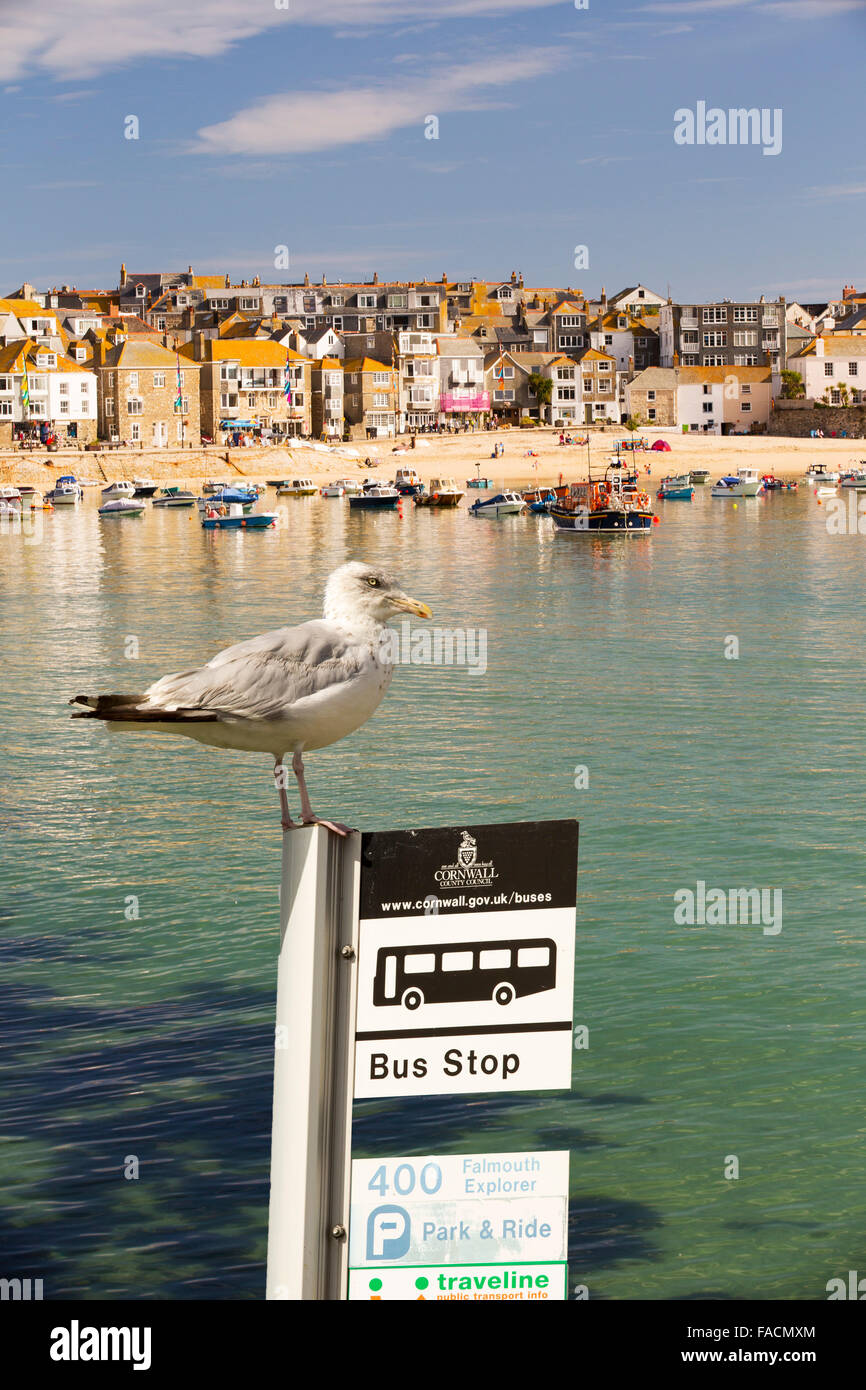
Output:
[{"xmin": 391, "ymin": 593, "xmax": 433, "ymax": 620}]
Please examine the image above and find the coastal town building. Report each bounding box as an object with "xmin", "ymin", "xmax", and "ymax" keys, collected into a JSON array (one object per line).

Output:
[
  {"xmin": 310, "ymin": 357, "xmax": 344, "ymax": 439},
  {"xmin": 179, "ymin": 337, "xmax": 310, "ymax": 441},
  {"xmin": 96, "ymin": 339, "xmax": 201, "ymax": 446},
  {"xmin": 626, "ymin": 365, "xmax": 773, "ymax": 433},
  {"xmin": 0, "ymin": 338, "xmax": 98, "ymax": 445},
  {"xmin": 342, "ymin": 357, "xmax": 398, "ymax": 439},
  {"xmin": 435, "ymin": 335, "xmax": 489, "ymax": 426},
  {"xmin": 396, "ymin": 330, "xmax": 439, "ymax": 431},
  {"xmin": 787, "ymin": 335, "xmax": 866, "ymax": 404},
  {"xmin": 659, "ymin": 298, "xmax": 786, "ymax": 372}
]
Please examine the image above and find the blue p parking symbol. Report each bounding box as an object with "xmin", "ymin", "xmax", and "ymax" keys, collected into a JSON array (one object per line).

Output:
[{"xmin": 366, "ymin": 1205, "xmax": 411, "ymax": 1261}]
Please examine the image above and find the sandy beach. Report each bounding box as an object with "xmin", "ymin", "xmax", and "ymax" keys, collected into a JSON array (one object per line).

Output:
[{"xmin": 2, "ymin": 427, "xmax": 863, "ymax": 493}]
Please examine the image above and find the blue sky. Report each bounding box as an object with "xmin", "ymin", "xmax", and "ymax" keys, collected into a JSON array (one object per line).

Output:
[{"xmin": 1, "ymin": 0, "xmax": 864, "ymax": 301}]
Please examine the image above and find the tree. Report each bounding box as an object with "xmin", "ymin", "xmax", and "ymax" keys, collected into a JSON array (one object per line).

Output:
[
  {"xmin": 528, "ymin": 371, "xmax": 553, "ymax": 422},
  {"xmin": 780, "ymin": 370, "xmax": 805, "ymax": 400}
]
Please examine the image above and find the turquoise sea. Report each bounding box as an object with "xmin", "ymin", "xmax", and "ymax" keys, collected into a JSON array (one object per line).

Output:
[{"xmin": 1, "ymin": 481, "xmax": 864, "ymax": 1300}]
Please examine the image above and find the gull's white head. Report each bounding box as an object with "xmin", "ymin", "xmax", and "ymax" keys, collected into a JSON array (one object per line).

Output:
[{"xmin": 323, "ymin": 560, "xmax": 432, "ymax": 630}]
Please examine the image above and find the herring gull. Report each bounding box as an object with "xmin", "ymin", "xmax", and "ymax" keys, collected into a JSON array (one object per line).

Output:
[{"xmin": 69, "ymin": 560, "xmax": 432, "ymax": 835}]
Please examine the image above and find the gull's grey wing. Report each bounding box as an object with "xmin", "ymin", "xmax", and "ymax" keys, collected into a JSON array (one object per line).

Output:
[{"xmin": 142, "ymin": 620, "xmax": 367, "ymax": 720}]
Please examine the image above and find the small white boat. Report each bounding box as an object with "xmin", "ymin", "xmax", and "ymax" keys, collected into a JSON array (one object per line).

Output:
[
  {"xmin": 815, "ymin": 485, "xmax": 838, "ymax": 499},
  {"xmin": 839, "ymin": 469, "xmax": 866, "ymax": 490},
  {"xmin": 334, "ymin": 477, "xmax": 362, "ymax": 495},
  {"xmin": 469, "ymin": 490, "xmax": 526, "ymax": 517},
  {"xmin": 152, "ymin": 487, "xmax": 196, "ymax": 508},
  {"xmin": 46, "ymin": 475, "xmax": 82, "ymax": 504},
  {"xmin": 0, "ymin": 485, "xmax": 23, "ymax": 510},
  {"xmin": 321, "ymin": 483, "xmax": 345, "ymax": 497},
  {"xmin": 276, "ymin": 477, "xmax": 317, "ymax": 496},
  {"xmin": 203, "ymin": 479, "xmax": 230, "ymax": 494},
  {"xmin": 132, "ymin": 479, "xmax": 159, "ymax": 497},
  {"xmin": 712, "ymin": 468, "xmax": 763, "ymax": 498},
  {"xmin": 99, "ymin": 498, "xmax": 145, "ymax": 517},
  {"xmin": 804, "ymin": 464, "xmax": 839, "ymax": 485},
  {"xmin": 348, "ymin": 482, "xmax": 400, "ymax": 509},
  {"xmin": 101, "ymin": 480, "xmax": 136, "ymax": 500}
]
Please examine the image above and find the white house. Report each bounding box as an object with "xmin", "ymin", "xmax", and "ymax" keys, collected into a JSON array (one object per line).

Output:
[
  {"xmin": 789, "ymin": 335, "xmax": 866, "ymax": 402},
  {"xmin": 0, "ymin": 339, "xmax": 97, "ymax": 443}
]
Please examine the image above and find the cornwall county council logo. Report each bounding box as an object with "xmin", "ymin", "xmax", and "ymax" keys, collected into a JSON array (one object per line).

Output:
[{"xmin": 434, "ymin": 832, "xmax": 498, "ymax": 888}]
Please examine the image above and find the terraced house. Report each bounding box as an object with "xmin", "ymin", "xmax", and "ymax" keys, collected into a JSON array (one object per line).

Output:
[
  {"xmin": 96, "ymin": 340, "xmax": 201, "ymax": 446},
  {"xmin": 341, "ymin": 357, "xmax": 398, "ymax": 439},
  {"xmin": 181, "ymin": 337, "xmax": 310, "ymax": 440},
  {"xmin": 0, "ymin": 339, "xmax": 97, "ymax": 445}
]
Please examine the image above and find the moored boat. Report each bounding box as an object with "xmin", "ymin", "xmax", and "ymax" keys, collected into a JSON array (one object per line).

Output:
[
  {"xmin": 393, "ymin": 467, "xmax": 424, "ymax": 496},
  {"xmin": 320, "ymin": 483, "xmax": 345, "ymax": 497},
  {"xmin": 46, "ymin": 475, "xmax": 82, "ymax": 505},
  {"xmin": 201, "ymin": 502, "xmax": 277, "ymax": 529},
  {"xmin": 195, "ymin": 486, "xmax": 257, "ymax": 512},
  {"xmin": 469, "ymin": 490, "xmax": 526, "ymax": 517},
  {"xmin": 549, "ymin": 466, "xmax": 656, "ymax": 533},
  {"xmin": 413, "ymin": 476, "xmax": 464, "ymax": 508},
  {"xmin": 276, "ymin": 478, "xmax": 317, "ymax": 496},
  {"xmin": 0, "ymin": 485, "xmax": 23, "ymax": 510},
  {"xmin": 348, "ymin": 481, "xmax": 400, "ymax": 509},
  {"xmin": 132, "ymin": 479, "xmax": 159, "ymax": 498},
  {"xmin": 152, "ymin": 486, "xmax": 196, "ymax": 508},
  {"xmin": 101, "ymin": 480, "xmax": 136, "ymax": 500},
  {"xmin": 467, "ymin": 477, "xmax": 494, "ymax": 488},
  {"xmin": 657, "ymin": 473, "xmax": 694, "ymax": 500},
  {"xmin": 690, "ymin": 469, "xmax": 709, "ymax": 484},
  {"xmin": 711, "ymin": 468, "xmax": 764, "ymax": 498},
  {"xmin": 839, "ymin": 468, "xmax": 866, "ymax": 490},
  {"xmin": 804, "ymin": 464, "xmax": 839, "ymax": 485},
  {"xmin": 98, "ymin": 498, "xmax": 145, "ymax": 517}
]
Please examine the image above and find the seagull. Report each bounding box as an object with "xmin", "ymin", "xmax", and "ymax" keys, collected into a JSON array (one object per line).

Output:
[{"xmin": 69, "ymin": 560, "xmax": 432, "ymax": 835}]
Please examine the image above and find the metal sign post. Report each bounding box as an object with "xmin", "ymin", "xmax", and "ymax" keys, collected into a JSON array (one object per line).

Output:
[{"xmin": 265, "ymin": 826, "xmax": 360, "ymax": 1301}]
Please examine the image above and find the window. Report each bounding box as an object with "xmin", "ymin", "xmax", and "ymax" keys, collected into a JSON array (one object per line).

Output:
[
  {"xmin": 648, "ymin": 408, "xmax": 656, "ymax": 421},
  {"xmin": 825, "ymin": 363, "xmax": 834, "ymax": 377},
  {"xmin": 703, "ymin": 384, "xmax": 712, "ymax": 395},
  {"xmin": 741, "ymin": 403, "xmax": 751, "ymax": 412},
  {"xmin": 830, "ymin": 389, "xmax": 842, "ymax": 404},
  {"xmin": 705, "ymin": 355, "xmax": 727, "ymax": 366},
  {"xmin": 558, "ymin": 335, "xmax": 583, "ymax": 348},
  {"xmin": 127, "ymin": 399, "xmax": 142, "ymax": 415},
  {"xmin": 59, "ymin": 381, "xmax": 69, "ymax": 395},
  {"xmin": 733, "ymin": 307, "xmax": 758, "ymax": 322},
  {"xmin": 107, "ymin": 372, "xmax": 115, "ymax": 387},
  {"xmin": 558, "ymin": 387, "xmax": 576, "ymax": 401},
  {"xmin": 681, "ymin": 355, "xmax": 699, "ymax": 367},
  {"xmin": 105, "ymin": 398, "xmax": 114, "ymax": 415},
  {"xmin": 849, "ymin": 362, "xmax": 859, "ymax": 376},
  {"xmin": 372, "ymin": 372, "xmax": 390, "ymax": 385},
  {"xmin": 479, "ymin": 948, "xmax": 510, "ymax": 970},
  {"xmin": 682, "ymin": 331, "xmax": 699, "ymax": 345},
  {"xmin": 59, "ymin": 399, "xmax": 69, "ymax": 414},
  {"xmin": 131, "ymin": 421, "xmax": 141, "ymax": 440},
  {"xmin": 703, "ymin": 307, "xmax": 727, "ymax": 323},
  {"xmin": 734, "ymin": 354, "xmax": 758, "ymax": 366},
  {"xmin": 0, "ymin": 376, "xmax": 10, "ymax": 392},
  {"xmin": 702, "ymin": 402, "xmax": 713, "ymax": 413},
  {"xmin": 493, "ymin": 389, "xmax": 515, "ymax": 402},
  {"xmin": 0, "ymin": 401, "xmax": 11, "ymax": 416},
  {"xmin": 741, "ymin": 384, "xmax": 751, "ymax": 394},
  {"xmin": 557, "ymin": 367, "xmax": 574, "ymax": 380},
  {"xmin": 583, "ymin": 378, "xmax": 593, "ymax": 392},
  {"xmin": 733, "ymin": 331, "xmax": 757, "ymax": 347},
  {"xmin": 80, "ymin": 380, "xmax": 89, "ymax": 393},
  {"xmin": 174, "ymin": 397, "xmax": 189, "ymax": 413},
  {"xmin": 502, "ymin": 366, "xmax": 514, "ymax": 378},
  {"xmin": 442, "ymin": 951, "xmax": 474, "ymax": 972},
  {"xmin": 128, "ymin": 372, "xmax": 138, "ymax": 389},
  {"xmin": 703, "ymin": 332, "xmax": 727, "ymax": 347},
  {"xmin": 647, "ymin": 390, "xmax": 656, "ymax": 401},
  {"xmin": 604, "ymin": 334, "xmax": 613, "ymax": 345},
  {"xmin": 153, "ymin": 372, "xmax": 165, "ymax": 388},
  {"xmin": 559, "ymin": 315, "xmax": 581, "ymax": 327},
  {"xmin": 517, "ymin": 946, "xmax": 550, "ymax": 969},
  {"xmin": 373, "ymin": 393, "xmax": 389, "ymax": 407},
  {"xmin": 240, "ymin": 297, "xmax": 259, "ymax": 311},
  {"xmin": 358, "ymin": 294, "xmax": 377, "ymax": 309}
]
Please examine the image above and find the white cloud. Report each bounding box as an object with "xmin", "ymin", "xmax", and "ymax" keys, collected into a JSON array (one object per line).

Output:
[
  {"xmin": 0, "ymin": 0, "xmax": 562, "ymax": 82},
  {"xmin": 639, "ymin": 0, "xmax": 863, "ymax": 12},
  {"xmin": 192, "ymin": 51, "xmax": 562, "ymax": 156}
]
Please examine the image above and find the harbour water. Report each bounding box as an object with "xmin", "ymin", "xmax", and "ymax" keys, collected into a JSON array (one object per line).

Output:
[{"xmin": 1, "ymin": 484, "xmax": 865, "ymax": 1300}]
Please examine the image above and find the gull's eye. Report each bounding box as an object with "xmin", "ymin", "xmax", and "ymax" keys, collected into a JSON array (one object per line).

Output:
[{"xmin": 367, "ymin": 576, "xmax": 380, "ymax": 587}]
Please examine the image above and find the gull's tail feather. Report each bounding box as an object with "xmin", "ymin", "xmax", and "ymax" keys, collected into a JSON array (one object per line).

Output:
[{"xmin": 69, "ymin": 694, "xmax": 218, "ymax": 723}]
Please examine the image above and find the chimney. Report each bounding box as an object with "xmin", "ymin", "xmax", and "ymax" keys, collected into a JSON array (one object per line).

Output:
[
  {"xmin": 225, "ymin": 273, "xmax": 230, "ymax": 288},
  {"xmin": 188, "ymin": 265, "xmax": 193, "ymax": 276},
  {"xmin": 442, "ymin": 272, "xmax": 447, "ymax": 284},
  {"xmin": 815, "ymin": 335, "xmax": 824, "ymax": 358},
  {"xmin": 304, "ymin": 273, "xmax": 310, "ymax": 287},
  {"xmin": 518, "ymin": 273, "xmax": 524, "ymax": 290},
  {"xmin": 120, "ymin": 263, "xmax": 127, "ymax": 288},
  {"xmin": 373, "ymin": 272, "xmax": 379, "ymax": 284},
  {"xmin": 844, "ymin": 284, "xmax": 856, "ymax": 299},
  {"xmin": 322, "ymin": 274, "xmax": 327, "ymax": 287}
]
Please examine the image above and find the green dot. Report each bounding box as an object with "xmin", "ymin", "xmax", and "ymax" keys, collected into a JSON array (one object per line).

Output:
[
  {"xmin": 415, "ymin": 1277, "xmax": 429, "ymax": 1290},
  {"xmin": 369, "ymin": 1278, "xmax": 382, "ymax": 1291}
]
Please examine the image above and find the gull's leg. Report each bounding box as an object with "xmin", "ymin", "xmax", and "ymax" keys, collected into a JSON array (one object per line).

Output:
[
  {"xmin": 274, "ymin": 759, "xmax": 297, "ymax": 831},
  {"xmin": 292, "ymin": 750, "xmax": 352, "ymax": 837}
]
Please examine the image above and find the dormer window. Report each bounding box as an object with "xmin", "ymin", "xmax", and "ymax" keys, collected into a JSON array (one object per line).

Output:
[
  {"xmin": 36, "ymin": 352, "xmax": 56, "ymax": 368},
  {"xmin": 136, "ymin": 285, "xmax": 146, "ymax": 298}
]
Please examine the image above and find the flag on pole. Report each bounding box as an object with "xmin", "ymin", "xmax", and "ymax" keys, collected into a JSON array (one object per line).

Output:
[
  {"xmin": 20, "ymin": 356, "xmax": 30, "ymax": 413},
  {"xmin": 284, "ymin": 351, "xmax": 293, "ymax": 407},
  {"xmin": 175, "ymin": 351, "xmax": 184, "ymax": 411}
]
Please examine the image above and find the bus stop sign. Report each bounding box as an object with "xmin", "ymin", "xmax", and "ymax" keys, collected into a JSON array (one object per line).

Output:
[{"xmin": 353, "ymin": 821, "xmax": 578, "ymax": 1099}]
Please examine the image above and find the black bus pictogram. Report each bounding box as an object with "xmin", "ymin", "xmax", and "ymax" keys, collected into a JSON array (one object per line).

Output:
[{"xmin": 373, "ymin": 939, "xmax": 557, "ymax": 1010}]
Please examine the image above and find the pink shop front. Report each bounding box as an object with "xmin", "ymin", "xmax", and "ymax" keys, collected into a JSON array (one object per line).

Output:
[{"xmin": 438, "ymin": 389, "xmax": 491, "ymax": 427}]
